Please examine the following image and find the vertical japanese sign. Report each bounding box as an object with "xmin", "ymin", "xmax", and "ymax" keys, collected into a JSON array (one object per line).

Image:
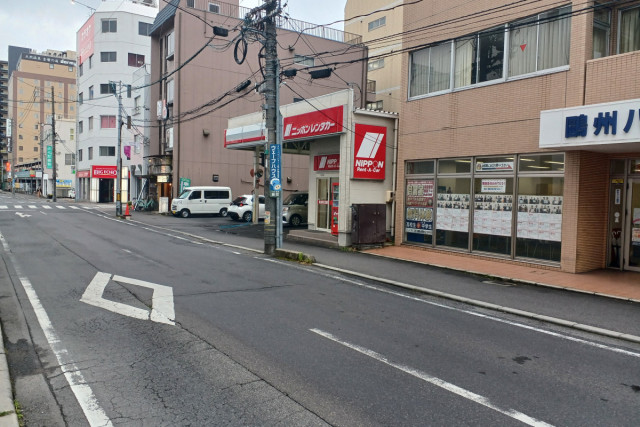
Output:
[
  {"xmin": 179, "ymin": 177, "xmax": 191, "ymax": 193},
  {"xmin": 353, "ymin": 124, "xmax": 387, "ymax": 180},
  {"xmin": 269, "ymin": 144, "xmax": 281, "ymax": 192},
  {"xmin": 405, "ymin": 179, "xmax": 434, "ymax": 235},
  {"xmin": 46, "ymin": 146, "xmax": 53, "ymax": 169},
  {"xmin": 77, "ymin": 15, "xmax": 94, "ymax": 65}
]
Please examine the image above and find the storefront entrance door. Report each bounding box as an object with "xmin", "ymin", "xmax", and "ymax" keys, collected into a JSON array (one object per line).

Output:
[
  {"xmin": 316, "ymin": 177, "xmax": 338, "ymax": 230},
  {"xmin": 625, "ymin": 179, "xmax": 640, "ymax": 271}
]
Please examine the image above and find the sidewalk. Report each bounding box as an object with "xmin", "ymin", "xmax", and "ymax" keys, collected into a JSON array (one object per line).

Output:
[{"xmin": 364, "ymin": 245, "xmax": 640, "ymax": 302}]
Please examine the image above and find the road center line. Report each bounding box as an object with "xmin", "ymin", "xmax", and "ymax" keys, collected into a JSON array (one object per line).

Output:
[
  {"xmin": 0, "ymin": 232, "xmax": 113, "ymax": 427},
  {"xmin": 310, "ymin": 328, "xmax": 554, "ymax": 427}
]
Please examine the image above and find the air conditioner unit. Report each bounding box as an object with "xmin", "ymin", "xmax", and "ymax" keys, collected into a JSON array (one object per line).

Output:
[{"xmin": 385, "ymin": 190, "xmax": 394, "ymax": 203}]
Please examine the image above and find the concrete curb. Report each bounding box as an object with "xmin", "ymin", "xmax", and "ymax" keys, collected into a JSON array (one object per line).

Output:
[
  {"xmin": 314, "ymin": 263, "xmax": 640, "ymax": 345},
  {"xmin": 0, "ymin": 324, "xmax": 18, "ymax": 427}
]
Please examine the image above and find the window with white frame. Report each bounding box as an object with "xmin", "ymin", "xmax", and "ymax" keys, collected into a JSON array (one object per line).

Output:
[
  {"xmin": 139, "ymin": 22, "xmax": 152, "ymax": 36},
  {"xmin": 368, "ymin": 16, "xmax": 386, "ymax": 31},
  {"xmin": 166, "ymin": 32, "xmax": 175, "ymax": 58},
  {"xmin": 410, "ymin": 42, "xmax": 451, "ymax": 97},
  {"xmin": 593, "ymin": 6, "xmax": 610, "ymax": 59},
  {"xmin": 408, "ymin": 6, "xmax": 571, "ymax": 98},
  {"xmin": 101, "ymin": 116, "xmax": 116, "ymax": 129},
  {"xmin": 508, "ymin": 6, "xmax": 571, "ymax": 77},
  {"xmin": 294, "ymin": 54, "xmax": 314, "ymax": 67},
  {"xmin": 128, "ymin": 53, "xmax": 145, "ymax": 67},
  {"xmin": 65, "ymin": 153, "xmax": 75, "ymax": 165},
  {"xmin": 209, "ymin": 3, "xmax": 220, "ymax": 13},
  {"xmin": 102, "ymin": 19, "xmax": 117, "ymax": 33},
  {"xmin": 367, "ymin": 58, "xmax": 385, "ymax": 71},
  {"xmin": 88, "ymin": 116, "xmax": 93, "ymax": 130},
  {"xmin": 187, "ymin": 0, "xmax": 195, "ymax": 7},
  {"xmin": 78, "ymin": 149, "xmax": 82, "ymax": 161},
  {"xmin": 99, "ymin": 146, "xmax": 116, "ymax": 156},
  {"xmin": 100, "ymin": 51, "xmax": 117, "ymax": 62},
  {"xmin": 88, "ymin": 147, "xmax": 93, "ymax": 160}
]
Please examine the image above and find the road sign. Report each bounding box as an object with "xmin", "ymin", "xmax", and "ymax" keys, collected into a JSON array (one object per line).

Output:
[{"xmin": 81, "ymin": 272, "xmax": 175, "ymax": 325}]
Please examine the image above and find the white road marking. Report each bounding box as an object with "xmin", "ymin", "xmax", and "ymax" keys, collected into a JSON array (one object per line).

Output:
[
  {"xmin": 28, "ymin": 205, "xmax": 37, "ymax": 209},
  {"xmin": 315, "ymin": 268, "xmax": 640, "ymax": 359},
  {"xmin": 311, "ymin": 328, "xmax": 554, "ymax": 427},
  {"xmin": 70, "ymin": 206, "xmax": 80, "ymax": 209},
  {"xmin": 0, "ymin": 233, "xmax": 113, "ymax": 426},
  {"xmin": 14, "ymin": 205, "xmax": 22, "ymax": 209},
  {"xmin": 0, "ymin": 206, "xmax": 7, "ymax": 209},
  {"xmin": 15, "ymin": 212, "xmax": 31, "ymax": 218},
  {"xmin": 43, "ymin": 205, "xmax": 52, "ymax": 209},
  {"xmin": 56, "ymin": 206, "xmax": 66, "ymax": 209},
  {"xmin": 81, "ymin": 272, "xmax": 175, "ymax": 325}
]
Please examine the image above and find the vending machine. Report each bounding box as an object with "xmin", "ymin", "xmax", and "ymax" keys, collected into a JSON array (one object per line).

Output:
[{"xmin": 331, "ymin": 182, "xmax": 339, "ymax": 236}]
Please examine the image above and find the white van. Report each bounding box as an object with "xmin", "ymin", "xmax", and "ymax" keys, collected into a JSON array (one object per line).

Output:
[{"xmin": 171, "ymin": 186, "xmax": 232, "ymax": 218}]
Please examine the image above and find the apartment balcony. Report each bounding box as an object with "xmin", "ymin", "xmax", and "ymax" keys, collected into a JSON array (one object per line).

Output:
[
  {"xmin": 184, "ymin": 0, "xmax": 361, "ymax": 45},
  {"xmin": 585, "ymin": 50, "xmax": 640, "ymax": 105}
]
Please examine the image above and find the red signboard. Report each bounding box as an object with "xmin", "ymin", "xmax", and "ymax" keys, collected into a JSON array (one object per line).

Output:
[
  {"xmin": 77, "ymin": 170, "xmax": 90, "ymax": 178},
  {"xmin": 353, "ymin": 124, "xmax": 387, "ymax": 180},
  {"xmin": 77, "ymin": 15, "xmax": 94, "ymax": 66},
  {"xmin": 283, "ymin": 105, "xmax": 344, "ymax": 141},
  {"xmin": 313, "ymin": 154, "xmax": 340, "ymax": 171},
  {"xmin": 92, "ymin": 165, "xmax": 117, "ymax": 179}
]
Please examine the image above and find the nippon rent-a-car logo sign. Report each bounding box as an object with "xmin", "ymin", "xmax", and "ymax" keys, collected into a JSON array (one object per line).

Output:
[{"xmin": 353, "ymin": 124, "xmax": 386, "ymax": 180}]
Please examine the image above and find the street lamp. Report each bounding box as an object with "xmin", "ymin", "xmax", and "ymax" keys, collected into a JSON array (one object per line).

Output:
[{"xmin": 70, "ymin": 0, "xmax": 96, "ymax": 13}]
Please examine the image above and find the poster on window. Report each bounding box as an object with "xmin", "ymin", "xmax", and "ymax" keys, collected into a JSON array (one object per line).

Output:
[
  {"xmin": 436, "ymin": 193, "xmax": 470, "ymax": 232},
  {"xmin": 406, "ymin": 207, "xmax": 433, "ymax": 234},
  {"xmin": 473, "ymin": 193, "xmax": 513, "ymax": 237},
  {"xmin": 405, "ymin": 180, "xmax": 434, "ymax": 235},
  {"xmin": 516, "ymin": 195, "xmax": 563, "ymax": 242}
]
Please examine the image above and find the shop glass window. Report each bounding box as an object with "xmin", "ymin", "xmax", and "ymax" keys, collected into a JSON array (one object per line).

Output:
[
  {"xmin": 438, "ymin": 158, "xmax": 472, "ymax": 174},
  {"xmin": 519, "ymin": 153, "xmax": 564, "ymax": 172},
  {"xmin": 473, "ymin": 178, "xmax": 514, "ymax": 255},
  {"xmin": 516, "ymin": 177, "xmax": 563, "ymax": 262},
  {"xmin": 631, "ymin": 159, "xmax": 640, "ymax": 174},
  {"xmin": 405, "ymin": 179, "xmax": 435, "ymax": 245},
  {"xmin": 436, "ymin": 177, "xmax": 471, "ymax": 249},
  {"xmin": 406, "ymin": 160, "xmax": 435, "ymax": 175},
  {"xmin": 410, "ymin": 42, "xmax": 451, "ymax": 97},
  {"xmin": 619, "ymin": 7, "xmax": 640, "ymax": 54}
]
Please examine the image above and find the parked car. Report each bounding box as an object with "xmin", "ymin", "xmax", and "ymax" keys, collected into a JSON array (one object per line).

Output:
[
  {"xmin": 228, "ymin": 194, "xmax": 265, "ymax": 222},
  {"xmin": 282, "ymin": 192, "xmax": 308, "ymax": 227},
  {"xmin": 171, "ymin": 186, "xmax": 232, "ymax": 218}
]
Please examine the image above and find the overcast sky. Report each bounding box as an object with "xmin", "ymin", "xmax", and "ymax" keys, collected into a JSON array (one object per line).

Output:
[{"xmin": 0, "ymin": 0, "xmax": 346, "ymax": 61}]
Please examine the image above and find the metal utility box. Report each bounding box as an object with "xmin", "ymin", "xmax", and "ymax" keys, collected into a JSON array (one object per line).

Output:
[{"xmin": 351, "ymin": 204, "xmax": 386, "ymax": 245}]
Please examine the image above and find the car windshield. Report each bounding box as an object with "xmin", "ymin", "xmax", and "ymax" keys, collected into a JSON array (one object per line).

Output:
[
  {"xmin": 177, "ymin": 190, "xmax": 191, "ymax": 199},
  {"xmin": 232, "ymin": 196, "xmax": 250, "ymax": 205}
]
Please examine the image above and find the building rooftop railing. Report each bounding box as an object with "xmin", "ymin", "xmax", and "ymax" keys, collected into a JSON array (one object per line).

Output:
[{"xmin": 184, "ymin": 0, "xmax": 362, "ymax": 45}]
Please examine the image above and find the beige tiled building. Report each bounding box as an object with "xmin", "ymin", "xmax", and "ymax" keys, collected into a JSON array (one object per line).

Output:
[
  {"xmin": 345, "ymin": 0, "xmax": 403, "ymax": 113},
  {"xmin": 395, "ymin": 1, "xmax": 640, "ymax": 274},
  {"xmin": 8, "ymin": 51, "xmax": 77, "ymax": 193}
]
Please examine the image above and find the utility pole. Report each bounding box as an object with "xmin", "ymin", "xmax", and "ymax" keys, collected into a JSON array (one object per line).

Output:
[
  {"xmin": 51, "ymin": 86, "xmax": 57, "ymax": 202},
  {"xmin": 115, "ymin": 81, "xmax": 123, "ymax": 217},
  {"xmin": 263, "ymin": 0, "xmax": 281, "ymax": 255}
]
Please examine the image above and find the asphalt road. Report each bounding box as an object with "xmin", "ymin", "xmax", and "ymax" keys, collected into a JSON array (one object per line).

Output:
[{"xmin": 0, "ymin": 196, "xmax": 639, "ymax": 426}]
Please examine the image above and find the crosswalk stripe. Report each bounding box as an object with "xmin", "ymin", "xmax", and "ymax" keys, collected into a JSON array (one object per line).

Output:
[
  {"xmin": 28, "ymin": 205, "xmax": 37, "ymax": 209},
  {"xmin": 14, "ymin": 205, "xmax": 22, "ymax": 209},
  {"xmin": 55, "ymin": 206, "xmax": 66, "ymax": 209},
  {"xmin": 0, "ymin": 206, "xmax": 7, "ymax": 209},
  {"xmin": 43, "ymin": 205, "xmax": 52, "ymax": 209},
  {"xmin": 70, "ymin": 206, "xmax": 80, "ymax": 210}
]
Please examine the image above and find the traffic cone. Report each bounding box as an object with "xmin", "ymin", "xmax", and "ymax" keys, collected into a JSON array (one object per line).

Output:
[{"xmin": 125, "ymin": 202, "xmax": 131, "ymax": 217}]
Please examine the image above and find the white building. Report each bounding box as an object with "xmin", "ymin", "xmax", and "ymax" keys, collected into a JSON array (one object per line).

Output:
[{"xmin": 75, "ymin": 0, "xmax": 157, "ymax": 203}]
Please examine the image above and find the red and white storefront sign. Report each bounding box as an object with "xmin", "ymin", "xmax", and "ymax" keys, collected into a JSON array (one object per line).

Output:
[
  {"xmin": 92, "ymin": 165, "xmax": 117, "ymax": 179},
  {"xmin": 353, "ymin": 124, "xmax": 386, "ymax": 180},
  {"xmin": 283, "ymin": 105, "xmax": 344, "ymax": 141},
  {"xmin": 314, "ymin": 154, "xmax": 340, "ymax": 171},
  {"xmin": 224, "ymin": 123, "xmax": 267, "ymax": 149},
  {"xmin": 77, "ymin": 170, "xmax": 90, "ymax": 178}
]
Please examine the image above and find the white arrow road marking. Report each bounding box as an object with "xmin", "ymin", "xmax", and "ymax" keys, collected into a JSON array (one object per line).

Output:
[
  {"xmin": 311, "ymin": 328, "xmax": 554, "ymax": 427},
  {"xmin": 15, "ymin": 212, "xmax": 31, "ymax": 218},
  {"xmin": 81, "ymin": 272, "xmax": 175, "ymax": 325}
]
